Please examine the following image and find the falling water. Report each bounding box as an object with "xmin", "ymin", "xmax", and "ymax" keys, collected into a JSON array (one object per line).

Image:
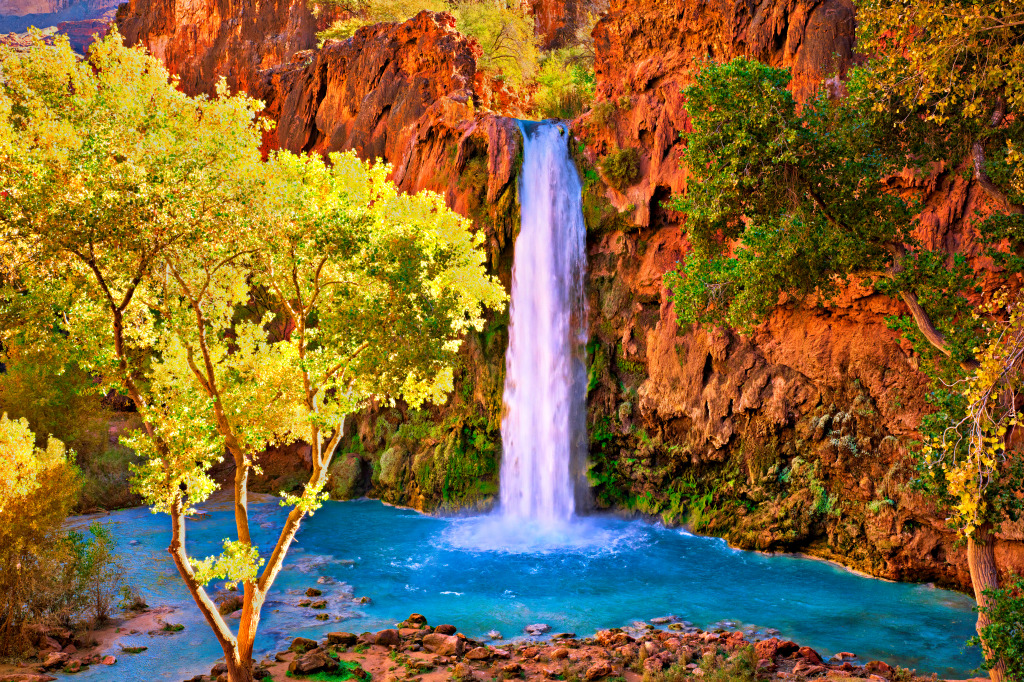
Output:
[{"xmin": 499, "ymin": 120, "xmax": 589, "ymax": 524}]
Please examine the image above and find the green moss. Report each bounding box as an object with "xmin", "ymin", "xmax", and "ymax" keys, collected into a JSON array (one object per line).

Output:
[
  {"xmin": 615, "ymin": 343, "xmax": 645, "ymax": 375},
  {"xmin": 586, "ymin": 341, "xmax": 607, "ymax": 395}
]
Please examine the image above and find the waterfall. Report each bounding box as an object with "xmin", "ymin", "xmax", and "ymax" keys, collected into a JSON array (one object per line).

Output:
[{"xmin": 499, "ymin": 120, "xmax": 589, "ymax": 524}]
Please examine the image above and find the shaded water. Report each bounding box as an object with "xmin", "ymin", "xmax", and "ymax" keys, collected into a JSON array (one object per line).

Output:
[
  {"xmin": 499, "ymin": 120, "xmax": 589, "ymax": 523},
  {"xmin": 65, "ymin": 499, "xmax": 979, "ymax": 681}
]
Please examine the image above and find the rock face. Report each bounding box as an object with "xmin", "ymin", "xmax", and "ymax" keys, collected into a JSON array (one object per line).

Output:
[
  {"xmin": 116, "ymin": 0, "xmax": 1023, "ymax": 590},
  {"xmin": 115, "ymin": 0, "xmax": 336, "ymax": 97},
  {"xmin": 569, "ymin": 0, "xmax": 1024, "ymax": 591}
]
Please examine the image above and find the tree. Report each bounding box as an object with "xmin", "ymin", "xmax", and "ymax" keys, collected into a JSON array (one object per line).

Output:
[
  {"xmin": 921, "ymin": 291, "xmax": 1024, "ymax": 682},
  {"xmin": 666, "ymin": 52, "xmax": 1022, "ymax": 682},
  {"xmin": 1, "ymin": 33, "xmax": 505, "ymax": 682}
]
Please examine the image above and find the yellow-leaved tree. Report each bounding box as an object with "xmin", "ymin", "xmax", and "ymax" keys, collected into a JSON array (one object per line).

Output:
[
  {"xmin": 920, "ymin": 291, "xmax": 1024, "ymax": 682},
  {"xmin": 1, "ymin": 32, "xmax": 505, "ymax": 682}
]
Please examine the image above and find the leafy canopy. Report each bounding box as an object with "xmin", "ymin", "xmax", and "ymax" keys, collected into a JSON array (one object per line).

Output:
[
  {"xmin": 859, "ymin": 0, "xmax": 1024, "ymax": 202},
  {"xmin": 1, "ymin": 30, "xmax": 505, "ymax": 673},
  {"xmin": 666, "ymin": 58, "xmax": 1019, "ymax": 376}
]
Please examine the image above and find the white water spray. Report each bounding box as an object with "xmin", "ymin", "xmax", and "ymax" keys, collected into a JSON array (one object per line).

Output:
[{"xmin": 499, "ymin": 120, "xmax": 589, "ymax": 524}]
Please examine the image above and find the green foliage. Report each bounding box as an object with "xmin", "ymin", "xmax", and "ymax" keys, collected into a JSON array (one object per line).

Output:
[
  {"xmin": 591, "ymin": 100, "xmax": 617, "ymax": 127},
  {"xmin": 858, "ymin": 0, "xmax": 1024, "ymax": 196},
  {"xmin": 533, "ymin": 47, "xmax": 596, "ymax": 120},
  {"xmin": 664, "ymin": 57, "xmax": 1007, "ymax": 382},
  {"xmin": 411, "ymin": 412, "xmax": 500, "ymax": 505},
  {"xmin": 970, "ymin": 574, "xmax": 1024, "ymax": 682},
  {"xmin": 600, "ymin": 147, "xmax": 640, "ymax": 191},
  {"xmin": 701, "ymin": 645, "xmax": 758, "ymax": 682}
]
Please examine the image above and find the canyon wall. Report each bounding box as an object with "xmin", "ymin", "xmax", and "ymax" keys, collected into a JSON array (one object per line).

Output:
[{"xmin": 115, "ymin": 0, "xmax": 1023, "ymax": 590}]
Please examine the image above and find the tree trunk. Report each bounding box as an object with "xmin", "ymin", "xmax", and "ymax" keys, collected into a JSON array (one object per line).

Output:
[
  {"xmin": 967, "ymin": 523, "xmax": 1007, "ymax": 682},
  {"xmin": 225, "ymin": 654, "xmax": 257, "ymax": 682}
]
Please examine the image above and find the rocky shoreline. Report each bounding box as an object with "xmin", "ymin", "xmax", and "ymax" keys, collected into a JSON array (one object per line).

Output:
[{"xmin": 182, "ymin": 613, "xmax": 974, "ymax": 682}]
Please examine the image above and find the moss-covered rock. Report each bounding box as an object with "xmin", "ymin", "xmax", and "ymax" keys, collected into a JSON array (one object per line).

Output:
[{"xmin": 326, "ymin": 453, "xmax": 365, "ymax": 501}]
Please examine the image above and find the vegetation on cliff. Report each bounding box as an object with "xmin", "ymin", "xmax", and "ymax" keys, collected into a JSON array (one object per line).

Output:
[
  {"xmin": 666, "ymin": 2, "xmax": 1024, "ymax": 676},
  {"xmin": 0, "ymin": 31, "xmax": 504, "ymax": 682}
]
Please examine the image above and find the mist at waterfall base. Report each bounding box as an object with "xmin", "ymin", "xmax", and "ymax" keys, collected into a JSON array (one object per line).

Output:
[{"xmin": 66, "ymin": 122, "xmax": 981, "ymax": 680}]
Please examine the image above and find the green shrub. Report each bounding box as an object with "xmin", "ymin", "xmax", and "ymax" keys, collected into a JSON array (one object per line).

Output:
[
  {"xmin": 600, "ymin": 147, "xmax": 640, "ymax": 190},
  {"xmin": 971, "ymin": 574, "xmax": 1024, "ymax": 681}
]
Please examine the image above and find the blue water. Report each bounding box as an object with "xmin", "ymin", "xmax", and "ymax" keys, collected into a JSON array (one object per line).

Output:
[{"xmin": 65, "ymin": 498, "xmax": 980, "ymax": 681}]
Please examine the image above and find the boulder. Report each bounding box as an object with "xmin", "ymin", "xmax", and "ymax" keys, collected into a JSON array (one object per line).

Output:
[
  {"xmin": 288, "ymin": 648, "xmax": 338, "ymax": 676},
  {"xmin": 866, "ymin": 661, "xmax": 894, "ymax": 678},
  {"xmin": 39, "ymin": 653, "xmax": 69, "ymax": 671},
  {"xmin": 755, "ymin": 638, "xmax": 800, "ymax": 660},
  {"xmin": 289, "ymin": 637, "xmax": 318, "ymax": 654},
  {"xmin": 551, "ymin": 647, "xmax": 570, "ymax": 660},
  {"xmin": 433, "ymin": 624, "xmax": 457, "ymax": 635},
  {"xmin": 421, "ymin": 633, "xmax": 462, "ymax": 656},
  {"xmin": 643, "ymin": 656, "xmax": 665, "ymax": 672},
  {"xmin": 101, "ymin": 656, "xmax": 116, "ymax": 665},
  {"xmin": 585, "ymin": 661, "xmax": 614, "ymax": 680},
  {"xmin": 326, "ymin": 632, "xmax": 358, "ymax": 647},
  {"xmin": 405, "ymin": 613, "xmax": 428, "ymax": 625},
  {"xmin": 375, "ymin": 629, "xmax": 401, "ymax": 648},
  {"xmin": 799, "ymin": 646, "xmax": 824, "ymax": 664},
  {"xmin": 305, "ymin": 587, "xmax": 322, "ymax": 597},
  {"xmin": 464, "ymin": 647, "xmax": 490, "ymax": 660},
  {"xmin": 524, "ymin": 623, "xmax": 550, "ymax": 636}
]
